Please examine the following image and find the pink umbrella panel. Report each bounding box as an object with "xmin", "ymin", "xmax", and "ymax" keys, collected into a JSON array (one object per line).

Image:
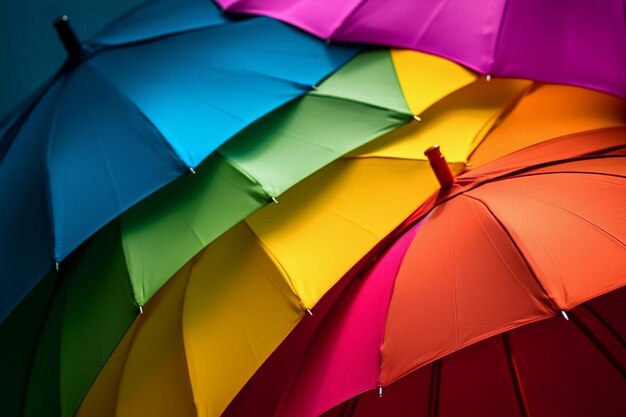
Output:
[{"xmin": 216, "ymin": 0, "xmax": 626, "ymax": 98}]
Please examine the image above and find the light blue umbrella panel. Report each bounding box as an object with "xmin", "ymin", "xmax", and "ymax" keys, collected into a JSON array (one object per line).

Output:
[{"xmin": 0, "ymin": 0, "xmax": 359, "ymax": 322}]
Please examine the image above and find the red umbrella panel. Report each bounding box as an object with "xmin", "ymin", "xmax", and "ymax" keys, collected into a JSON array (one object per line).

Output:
[
  {"xmin": 224, "ymin": 127, "xmax": 626, "ymax": 417},
  {"xmin": 321, "ymin": 286, "xmax": 626, "ymax": 417}
]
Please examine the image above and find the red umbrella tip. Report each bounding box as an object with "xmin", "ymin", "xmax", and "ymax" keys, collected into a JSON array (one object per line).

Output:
[{"xmin": 424, "ymin": 145, "xmax": 455, "ymax": 189}]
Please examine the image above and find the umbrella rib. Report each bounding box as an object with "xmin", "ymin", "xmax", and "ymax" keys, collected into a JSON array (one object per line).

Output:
[
  {"xmin": 89, "ymin": 20, "xmax": 242, "ymax": 53},
  {"xmin": 338, "ymin": 396, "xmax": 360, "ymax": 417},
  {"xmin": 583, "ymin": 303, "xmax": 626, "ymax": 348},
  {"xmin": 84, "ymin": 63, "xmax": 190, "ymax": 169},
  {"xmin": 177, "ymin": 263, "xmax": 201, "ymax": 415},
  {"xmin": 16, "ymin": 272, "xmax": 64, "ymax": 417},
  {"xmin": 411, "ymin": 0, "xmax": 453, "ymax": 46},
  {"xmin": 326, "ymin": 0, "xmax": 370, "ymax": 39},
  {"xmin": 427, "ymin": 360, "xmax": 442, "ymax": 417},
  {"xmin": 218, "ymin": 152, "xmax": 272, "ymax": 198},
  {"xmin": 461, "ymin": 194, "xmax": 560, "ymax": 312},
  {"xmin": 109, "ymin": 319, "xmax": 142, "ymax": 416},
  {"xmin": 491, "ymin": 0, "xmax": 513, "ymax": 71},
  {"xmin": 490, "ymin": 180, "xmax": 626, "ymax": 250},
  {"xmin": 45, "ymin": 74, "xmax": 73, "ymax": 261},
  {"xmin": 505, "ymin": 169, "xmax": 626, "ymax": 182},
  {"xmin": 567, "ymin": 310, "xmax": 626, "ymax": 379},
  {"xmin": 310, "ymin": 91, "xmax": 414, "ymax": 117},
  {"xmin": 0, "ymin": 70, "xmax": 64, "ymax": 162},
  {"xmin": 501, "ymin": 333, "xmax": 530, "ymax": 417},
  {"xmin": 471, "ymin": 153, "xmax": 626, "ymax": 187},
  {"xmin": 240, "ymin": 221, "xmax": 301, "ymax": 303}
]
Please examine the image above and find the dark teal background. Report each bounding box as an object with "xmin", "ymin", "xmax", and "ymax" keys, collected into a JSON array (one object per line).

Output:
[{"xmin": 0, "ymin": 0, "xmax": 144, "ymax": 120}]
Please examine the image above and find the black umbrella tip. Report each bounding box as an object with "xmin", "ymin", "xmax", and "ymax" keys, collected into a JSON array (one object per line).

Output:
[
  {"xmin": 52, "ymin": 15, "xmax": 83, "ymax": 59},
  {"xmin": 53, "ymin": 15, "xmax": 69, "ymax": 25}
]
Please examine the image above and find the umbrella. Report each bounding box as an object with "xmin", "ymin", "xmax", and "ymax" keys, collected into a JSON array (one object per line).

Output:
[
  {"xmin": 0, "ymin": 0, "xmax": 359, "ymax": 322},
  {"xmin": 322, "ymin": 285, "xmax": 626, "ymax": 417},
  {"xmin": 224, "ymin": 127, "xmax": 626, "ymax": 417},
  {"xmin": 67, "ymin": 75, "xmax": 530, "ymax": 417},
  {"xmin": 112, "ymin": 47, "xmax": 480, "ymax": 309},
  {"xmin": 0, "ymin": 48, "xmax": 513, "ymax": 417},
  {"xmin": 75, "ymin": 78, "xmax": 625, "ymax": 417},
  {"xmin": 215, "ymin": 0, "xmax": 626, "ymax": 98}
]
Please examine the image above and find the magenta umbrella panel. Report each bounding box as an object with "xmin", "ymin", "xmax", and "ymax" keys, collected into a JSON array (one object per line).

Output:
[{"xmin": 216, "ymin": 0, "xmax": 626, "ymax": 98}]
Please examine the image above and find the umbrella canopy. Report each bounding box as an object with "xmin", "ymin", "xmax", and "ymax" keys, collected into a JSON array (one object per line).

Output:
[
  {"xmin": 224, "ymin": 128, "xmax": 626, "ymax": 417},
  {"xmin": 0, "ymin": 0, "xmax": 359, "ymax": 322},
  {"xmin": 0, "ymin": 48, "xmax": 507, "ymax": 417},
  {"xmin": 115, "ymin": 48, "xmax": 479, "ymax": 309},
  {"xmin": 3, "ymin": 80, "xmax": 621, "ymax": 417},
  {"xmin": 321, "ymin": 285, "xmax": 626, "ymax": 417},
  {"xmin": 66, "ymin": 75, "xmax": 528, "ymax": 417},
  {"xmin": 215, "ymin": 0, "xmax": 626, "ymax": 98}
]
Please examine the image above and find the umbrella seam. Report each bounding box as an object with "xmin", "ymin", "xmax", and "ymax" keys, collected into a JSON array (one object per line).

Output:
[
  {"xmin": 45, "ymin": 74, "xmax": 72, "ymax": 262},
  {"xmin": 178, "ymin": 263, "xmax": 201, "ymax": 417},
  {"xmin": 465, "ymin": 83, "xmax": 533, "ymax": 161},
  {"xmin": 0, "ymin": 69, "xmax": 65, "ymax": 162},
  {"xmin": 463, "ymin": 128, "xmax": 626, "ymax": 182},
  {"xmin": 109, "ymin": 320, "xmax": 142, "ymax": 417},
  {"xmin": 88, "ymin": 16, "xmax": 254, "ymax": 52},
  {"xmin": 240, "ymin": 221, "xmax": 302, "ymax": 305},
  {"xmin": 500, "ymin": 169, "xmax": 626, "ymax": 182},
  {"xmin": 475, "ymin": 180, "xmax": 626, "ymax": 250},
  {"xmin": 448, "ymin": 212, "xmax": 460, "ymax": 347},
  {"xmin": 217, "ymin": 152, "xmax": 275, "ymax": 200},
  {"xmin": 382, "ymin": 313, "xmax": 553, "ymax": 386},
  {"xmin": 411, "ymin": 0, "xmax": 453, "ymax": 47},
  {"xmin": 327, "ymin": 0, "xmax": 370, "ymax": 39},
  {"xmin": 461, "ymin": 193, "xmax": 560, "ymax": 312},
  {"xmin": 491, "ymin": 0, "xmax": 512, "ymax": 71},
  {"xmin": 377, "ymin": 222, "xmax": 426, "ymax": 387},
  {"xmin": 16, "ymin": 271, "xmax": 64, "ymax": 417},
  {"xmin": 83, "ymin": 63, "xmax": 191, "ymax": 170},
  {"xmin": 310, "ymin": 90, "xmax": 414, "ymax": 117}
]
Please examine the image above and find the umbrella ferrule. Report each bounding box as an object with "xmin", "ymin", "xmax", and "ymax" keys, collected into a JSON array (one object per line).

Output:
[
  {"xmin": 424, "ymin": 145, "xmax": 455, "ymax": 189},
  {"xmin": 53, "ymin": 16, "xmax": 85, "ymax": 61},
  {"xmin": 560, "ymin": 310, "xmax": 569, "ymax": 320},
  {"xmin": 378, "ymin": 386, "xmax": 383, "ymax": 397}
]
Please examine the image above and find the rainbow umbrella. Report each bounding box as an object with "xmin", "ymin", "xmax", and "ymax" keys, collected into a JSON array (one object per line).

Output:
[
  {"xmin": 0, "ymin": 0, "xmax": 359, "ymax": 322},
  {"xmin": 224, "ymin": 127, "xmax": 626, "ymax": 417},
  {"xmin": 114, "ymin": 48, "xmax": 480, "ymax": 310},
  {"xmin": 215, "ymin": 0, "xmax": 626, "ymax": 98},
  {"xmin": 0, "ymin": 48, "xmax": 495, "ymax": 417},
  {"xmin": 71, "ymin": 76, "xmax": 532, "ymax": 417}
]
